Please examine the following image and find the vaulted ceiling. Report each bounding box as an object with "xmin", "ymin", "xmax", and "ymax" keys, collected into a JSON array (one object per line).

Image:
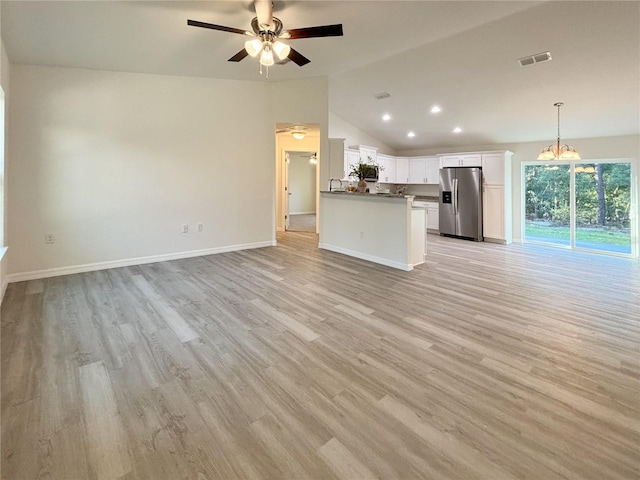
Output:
[{"xmin": 2, "ymin": 1, "xmax": 639, "ymax": 150}]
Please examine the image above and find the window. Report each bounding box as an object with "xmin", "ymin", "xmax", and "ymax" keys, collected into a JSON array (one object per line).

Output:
[{"xmin": 524, "ymin": 160, "xmax": 636, "ymax": 257}]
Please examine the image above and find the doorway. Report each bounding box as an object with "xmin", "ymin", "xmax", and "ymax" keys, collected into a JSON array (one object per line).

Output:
[
  {"xmin": 285, "ymin": 151, "xmax": 317, "ymax": 232},
  {"xmin": 523, "ymin": 160, "xmax": 636, "ymax": 256}
]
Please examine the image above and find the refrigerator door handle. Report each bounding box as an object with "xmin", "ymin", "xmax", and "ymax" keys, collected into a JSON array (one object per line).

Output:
[{"xmin": 453, "ymin": 178, "xmax": 458, "ymax": 214}]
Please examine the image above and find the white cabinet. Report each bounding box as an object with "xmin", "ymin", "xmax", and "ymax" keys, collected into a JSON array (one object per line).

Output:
[
  {"xmin": 426, "ymin": 202, "xmax": 439, "ymax": 232},
  {"xmin": 483, "ymin": 185, "xmax": 505, "ymax": 240},
  {"xmin": 439, "ymin": 154, "xmax": 482, "ymax": 168},
  {"xmin": 359, "ymin": 145, "xmax": 378, "ymax": 164},
  {"xmin": 409, "ymin": 157, "xmax": 427, "ymax": 183},
  {"xmin": 343, "ymin": 149, "xmax": 360, "ymax": 179},
  {"xmin": 480, "ymin": 151, "xmax": 513, "ymax": 244},
  {"xmin": 426, "ymin": 156, "xmax": 439, "ymax": 184},
  {"xmin": 396, "ymin": 158, "xmax": 409, "ymax": 184},
  {"xmin": 377, "ymin": 154, "xmax": 396, "ymax": 183}
]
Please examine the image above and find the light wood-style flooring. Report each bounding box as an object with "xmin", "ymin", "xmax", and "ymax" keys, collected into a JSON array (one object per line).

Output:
[{"xmin": 2, "ymin": 232, "xmax": 639, "ymax": 480}]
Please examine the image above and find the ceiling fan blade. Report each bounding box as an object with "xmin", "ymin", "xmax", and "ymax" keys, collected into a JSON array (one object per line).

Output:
[
  {"xmin": 284, "ymin": 24, "xmax": 343, "ymax": 40},
  {"xmin": 187, "ymin": 19, "xmax": 249, "ymax": 36},
  {"xmin": 288, "ymin": 48, "xmax": 311, "ymax": 67},
  {"xmin": 228, "ymin": 49, "xmax": 249, "ymax": 62}
]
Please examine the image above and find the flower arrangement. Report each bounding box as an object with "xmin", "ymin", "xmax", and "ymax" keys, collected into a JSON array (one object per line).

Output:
[{"xmin": 349, "ymin": 156, "xmax": 383, "ymax": 180}]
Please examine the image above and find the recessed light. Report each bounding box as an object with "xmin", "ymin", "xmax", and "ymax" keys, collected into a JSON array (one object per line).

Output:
[
  {"xmin": 430, "ymin": 105, "xmax": 442, "ymax": 114},
  {"xmin": 382, "ymin": 114, "xmax": 391, "ymax": 121},
  {"xmin": 453, "ymin": 127, "xmax": 462, "ymax": 133},
  {"xmin": 407, "ymin": 131, "xmax": 416, "ymax": 138}
]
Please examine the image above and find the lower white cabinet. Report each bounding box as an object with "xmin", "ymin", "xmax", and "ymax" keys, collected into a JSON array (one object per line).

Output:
[
  {"xmin": 483, "ymin": 185, "xmax": 505, "ymax": 240},
  {"xmin": 426, "ymin": 202, "xmax": 439, "ymax": 232}
]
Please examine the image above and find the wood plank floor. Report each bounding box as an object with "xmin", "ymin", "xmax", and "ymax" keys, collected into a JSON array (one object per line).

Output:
[{"xmin": 2, "ymin": 232, "xmax": 639, "ymax": 480}]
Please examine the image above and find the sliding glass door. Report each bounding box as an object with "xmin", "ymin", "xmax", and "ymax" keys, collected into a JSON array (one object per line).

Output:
[
  {"xmin": 524, "ymin": 164, "xmax": 571, "ymax": 246},
  {"xmin": 574, "ymin": 163, "xmax": 632, "ymax": 254},
  {"xmin": 524, "ymin": 161, "xmax": 635, "ymax": 256}
]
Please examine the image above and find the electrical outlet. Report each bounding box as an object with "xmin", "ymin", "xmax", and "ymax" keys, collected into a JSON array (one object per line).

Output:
[
  {"xmin": 197, "ymin": 223, "xmax": 204, "ymax": 232},
  {"xmin": 45, "ymin": 233, "xmax": 56, "ymax": 244},
  {"xmin": 182, "ymin": 224, "xmax": 189, "ymax": 234}
]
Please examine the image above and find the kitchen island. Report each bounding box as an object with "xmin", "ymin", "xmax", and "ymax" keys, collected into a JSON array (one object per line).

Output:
[{"xmin": 319, "ymin": 191, "xmax": 426, "ymax": 271}]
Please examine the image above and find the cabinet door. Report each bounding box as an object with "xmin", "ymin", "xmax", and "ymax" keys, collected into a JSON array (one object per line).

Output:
[
  {"xmin": 483, "ymin": 185, "xmax": 504, "ymax": 240},
  {"xmin": 396, "ymin": 158, "xmax": 409, "ymax": 183},
  {"xmin": 377, "ymin": 154, "xmax": 396, "ymax": 183},
  {"xmin": 344, "ymin": 149, "xmax": 360, "ymax": 178},
  {"xmin": 409, "ymin": 158, "xmax": 427, "ymax": 183},
  {"xmin": 426, "ymin": 203, "xmax": 439, "ymax": 231},
  {"xmin": 481, "ymin": 153, "xmax": 505, "ymax": 185},
  {"xmin": 440, "ymin": 156, "xmax": 461, "ymax": 168},
  {"xmin": 426, "ymin": 157, "xmax": 439, "ymax": 184},
  {"xmin": 461, "ymin": 154, "xmax": 482, "ymax": 167},
  {"xmin": 360, "ymin": 146, "xmax": 378, "ymax": 165}
]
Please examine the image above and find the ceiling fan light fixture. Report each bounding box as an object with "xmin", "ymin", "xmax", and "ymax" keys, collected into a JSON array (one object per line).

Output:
[
  {"xmin": 245, "ymin": 38, "xmax": 263, "ymax": 57},
  {"xmin": 273, "ymin": 41, "xmax": 291, "ymax": 60},
  {"xmin": 259, "ymin": 46, "xmax": 274, "ymax": 66}
]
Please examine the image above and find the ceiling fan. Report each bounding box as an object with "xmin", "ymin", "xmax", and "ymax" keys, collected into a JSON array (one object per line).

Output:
[{"xmin": 187, "ymin": 0, "xmax": 343, "ymax": 70}]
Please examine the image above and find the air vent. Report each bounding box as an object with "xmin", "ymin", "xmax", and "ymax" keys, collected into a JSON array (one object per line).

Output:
[
  {"xmin": 374, "ymin": 91, "xmax": 391, "ymax": 100},
  {"xmin": 517, "ymin": 51, "xmax": 552, "ymax": 67}
]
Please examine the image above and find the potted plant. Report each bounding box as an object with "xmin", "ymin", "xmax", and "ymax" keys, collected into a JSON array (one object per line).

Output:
[{"xmin": 349, "ymin": 156, "xmax": 381, "ymax": 192}]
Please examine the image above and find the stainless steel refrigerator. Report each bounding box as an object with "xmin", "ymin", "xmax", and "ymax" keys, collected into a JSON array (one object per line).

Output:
[{"xmin": 439, "ymin": 167, "xmax": 483, "ymax": 241}]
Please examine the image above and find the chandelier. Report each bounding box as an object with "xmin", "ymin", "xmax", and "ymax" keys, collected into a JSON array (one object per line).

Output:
[{"xmin": 537, "ymin": 102, "xmax": 581, "ymax": 161}]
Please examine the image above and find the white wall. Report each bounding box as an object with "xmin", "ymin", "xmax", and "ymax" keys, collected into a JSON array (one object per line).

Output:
[
  {"xmin": 8, "ymin": 65, "xmax": 275, "ymax": 278},
  {"xmin": 288, "ymin": 152, "xmax": 316, "ymax": 214},
  {"xmin": 0, "ymin": 5, "xmax": 10, "ymax": 299},
  {"xmin": 329, "ymin": 112, "xmax": 396, "ymax": 156},
  {"xmin": 398, "ymin": 134, "xmax": 640, "ymax": 243}
]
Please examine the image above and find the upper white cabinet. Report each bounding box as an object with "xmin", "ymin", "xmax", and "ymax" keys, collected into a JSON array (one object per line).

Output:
[
  {"xmin": 358, "ymin": 145, "xmax": 378, "ymax": 164},
  {"xmin": 439, "ymin": 153, "xmax": 482, "ymax": 168},
  {"xmin": 343, "ymin": 149, "xmax": 360, "ymax": 179},
  {"xmin": 377, "ymin": 154, "xmax": 396, "ymax": 183},
  {"xmin": 409, "ymin": 158, "xmax": 427, "ymax": 183},
  {"xmin": 396, "ymin": 158, "xmax": 409, "ymax": 184},
  {"xmin": 425, "ymin": 156, "xmax": 439, "ymax": 184}
]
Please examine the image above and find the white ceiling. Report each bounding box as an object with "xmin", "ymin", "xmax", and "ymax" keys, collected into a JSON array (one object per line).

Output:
[{"xmin": 2, "ymin": 1, "xmax": 639, "ymax": 151}]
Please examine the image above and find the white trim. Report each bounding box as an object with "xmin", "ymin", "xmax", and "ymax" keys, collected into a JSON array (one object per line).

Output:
[
  {"xmin": 319, "ymin": 242, "xmax": 413, "ymax": 271},
  {"xmin": 290, "ymin": 211, "xmax": 316, "ymax": 215},
  {"xmin": 7, "ymin": 240, "xmax": 276, "ymax": 283}
]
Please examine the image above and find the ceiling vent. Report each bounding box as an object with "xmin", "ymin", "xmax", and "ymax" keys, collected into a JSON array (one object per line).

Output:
[
  {"xmin": 374, "ymin": 91, "xmax": 391, "ymax": 100},
  {"xmin": 517, "ymin": 51, "xmax": 552, "ymax": 67}
]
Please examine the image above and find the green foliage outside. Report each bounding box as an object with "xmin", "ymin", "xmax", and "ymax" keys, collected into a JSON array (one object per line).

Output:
[{"xmin": 525, "ymin": 163, "xmax": 631, "ymax": 228}]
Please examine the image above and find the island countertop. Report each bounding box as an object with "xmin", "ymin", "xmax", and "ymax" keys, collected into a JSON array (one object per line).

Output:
[{"xmin": 320, "ymin": 191, "xmax": 414, "ymax": 199}]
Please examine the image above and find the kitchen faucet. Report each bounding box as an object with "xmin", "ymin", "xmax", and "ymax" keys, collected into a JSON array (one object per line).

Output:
[{"xmin": 328, "ymin": 178, "xmax": 344, "ymax": 192}]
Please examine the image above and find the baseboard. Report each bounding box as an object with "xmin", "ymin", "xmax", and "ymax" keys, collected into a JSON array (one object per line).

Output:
[
  {"xmin": 7, "ymin": 240, "xmax": 277, "ymax": 283},
  {"xmin": 290, "ymin": 211, "xmax": 316, "ymax": 215},
  {"xmin": 0, "ymin": 278, "xmax": 7, "ymax": 305},
  {"xmin": 318, "ymin": 243, "xmax": 412, "ymax": 271}
]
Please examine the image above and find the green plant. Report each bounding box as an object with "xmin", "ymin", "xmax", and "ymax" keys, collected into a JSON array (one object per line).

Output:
[{"xmin": 349, "ymin": 156, "xmax": 382, "ymax": 179}]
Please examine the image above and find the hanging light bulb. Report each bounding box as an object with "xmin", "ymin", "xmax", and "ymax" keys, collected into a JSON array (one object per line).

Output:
[
  {"xmin": 272, "ymin": 41, "xmax": 291, "ymax": 60},
  {"xmin": 260, "ymin": 45, "xmax": 274, "ymax": 66},
  {"xmin": 244, "ymin": 38, "xmax": 263, "ymax": 57}
]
